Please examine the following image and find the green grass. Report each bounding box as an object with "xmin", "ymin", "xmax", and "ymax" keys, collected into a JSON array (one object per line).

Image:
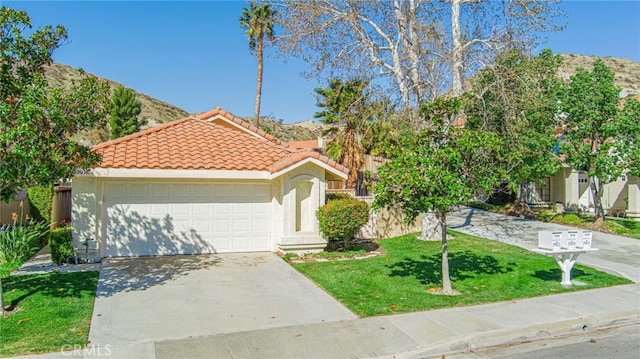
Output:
[
  {"xmin": 606, "ymin": 218, "xmax": 640, "ymax": 239},
  {"xmin": 544, "ymin": 213, "xmax": 640, "ymax": 240},
  {"xmin": 0, "ymin": 262, "xmax": 18, "ymax": 278},
  {"xmin": 1, "ymin": 271, "xmax": 99, "ymax": 356},
  {"xmin": 291, "ymin": 231, "xmax": 631, "ymax": 317}
]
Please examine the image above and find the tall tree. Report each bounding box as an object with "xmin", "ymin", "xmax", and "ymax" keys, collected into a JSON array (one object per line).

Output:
[
  {"xmin": 277, "ymin": 0, "xmax": 563, "ymax": 240},
  {"xmin": 466, "ymin": 49, "xmax": 563, "ymax": 203},
  {"xmin": 373, "ymin": 97, "xmax": 505, "ymax": 294},
  {"xmin": 314, "ymin": 78, "xmax": 384, "ymax": 188},
  {"xmin": 0, "ymin": 6, "xmax": 110, "ymax": 313},
  {"xmin": 239, "ymin": 1, "xmax": 277, "ymax": 125},
  {"xmin": 560, "ymin": 60, "xmax": 640, "ymax": 221},
  {"xmin": 109, "ymin": 85, "xmax": 144, "ymax": 139},
  {"xmin": 276, "ymin": 0, "xmax": 563, "ymax": 121},
  {"xmin": 447, "ymin": 0, "xmax": 564, "ymax": 97}
]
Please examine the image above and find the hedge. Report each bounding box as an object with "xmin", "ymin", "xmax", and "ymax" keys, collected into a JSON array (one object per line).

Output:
[
  {"xmin": 27, "ymin": 185, "xmax": 54, "ymax": 223},
  {"xmin": 49, "ymin": 227, "xmax": 73, "ymax": 265}
]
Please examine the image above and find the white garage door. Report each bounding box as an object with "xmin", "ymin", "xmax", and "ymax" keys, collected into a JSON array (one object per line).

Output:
[{"xmin": 103, "ymin": 182, "xmax": 270, "ymax": 257}]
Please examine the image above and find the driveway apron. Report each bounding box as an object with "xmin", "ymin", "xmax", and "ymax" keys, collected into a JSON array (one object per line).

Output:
[{"xmin": 89, "ymin": 253, "xmax": 356, "ymax": 346}]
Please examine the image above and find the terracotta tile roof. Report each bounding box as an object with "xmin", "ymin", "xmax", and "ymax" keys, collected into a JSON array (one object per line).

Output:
[
  {"xmin": 196, "ymin": 107, "xmax": 281, "ymax": 145},
  {"xmin": 286, "ymin": 139, "xmax": 321, "ymax": 149},
  {"xmin": 92, "ymin": 108, "xmax": 348, "ymax": 175}
]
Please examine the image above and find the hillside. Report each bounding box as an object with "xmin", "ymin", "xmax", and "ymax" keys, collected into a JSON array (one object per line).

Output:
[
  {"xmin": 558, "ymin": 54, "xmax": 640, "ymax": 97},
  {"xmin": 45, "ymin": 63, "xmax": 323, "ymax": 144},
  {"xmin": 45, "ymin": 63, "xmax": 190, "ymax": 126}
]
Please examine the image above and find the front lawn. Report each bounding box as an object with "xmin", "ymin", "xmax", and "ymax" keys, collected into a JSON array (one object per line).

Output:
[
  {"xmin": 291, "ymin": 231, "xmax": 631, "ymax": 317},
  {"xmin": 1, "ymin": 271, "xmax": 99, "ymax": 356}
]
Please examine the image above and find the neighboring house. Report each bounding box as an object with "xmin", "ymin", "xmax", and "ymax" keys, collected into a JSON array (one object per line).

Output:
[
  {"xmin": 72, "ymin": 107, "xmax": 348, "ymax": 259},
  {"xmin": 527, "ymin": 167, "xmax": 639, "ymax": 218},
  {"xmin": 527, "ymin": 95, "xmax": 640, "ymax": 219}
]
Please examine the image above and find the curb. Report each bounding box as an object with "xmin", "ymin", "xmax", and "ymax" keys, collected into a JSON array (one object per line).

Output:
[{"xmin": 393, "ymin": 309, "xmax": 640, "ymax": 359}]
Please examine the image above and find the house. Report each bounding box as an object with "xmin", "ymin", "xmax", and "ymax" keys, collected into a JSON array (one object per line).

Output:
[
  {"xmin": 71, "ymin": 107, "xmax": 348, "ymax": 259},
  {"xmin": 526, "ymin": 95, "xmax": 640, "ymax": 219},
  {"xmin": 527, "ymin": 168, "xmax": 639, "ymax": 218}
]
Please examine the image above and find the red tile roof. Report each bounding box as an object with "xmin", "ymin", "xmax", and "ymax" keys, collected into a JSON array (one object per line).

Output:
[
  {"xmin": 92, "ymin": 108, "xmax": 348, "ymax": 175},
  {"xmin": 286, "ymin": 139, "xmax": 321, "ymax": 150}
]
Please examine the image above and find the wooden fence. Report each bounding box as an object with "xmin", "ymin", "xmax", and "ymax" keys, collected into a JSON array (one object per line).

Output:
[{"xmin": 0, "ymin": 190, "xmax": 30, "ymax": 225}]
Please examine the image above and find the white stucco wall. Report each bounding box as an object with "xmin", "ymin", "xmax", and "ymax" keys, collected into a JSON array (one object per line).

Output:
[
  {"xmin": 71, "ymin": 176, "xmax": 103, "ymax": 260},
  {"xmin": 276, "ymin": 162, "xmax": 328, "ymax": 253},
  {"xmin": 72, "ymin": 162, "xmax": 341, "ymax": 258}
]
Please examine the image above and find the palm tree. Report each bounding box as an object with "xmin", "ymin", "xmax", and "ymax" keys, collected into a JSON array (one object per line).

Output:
[
  {"xmin": 314, "ymin": 78, "xmax": 377, "ymax": 189},
  {"xmin": 239, "ymin": 2, "xmax": 277, "ymax": 127}
]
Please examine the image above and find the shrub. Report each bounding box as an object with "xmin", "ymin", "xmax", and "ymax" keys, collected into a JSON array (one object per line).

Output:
[
  {"xmin": 0, "ymin": 220, "xmax": 49, "ymax": 265},
  {"xmin": 27, "ymin": 185, "xmax": 54, "ymax": 223},
  {"xmin": 50, "ymin": 227, "xmax": 73, "ymax": 265},
  {"xmin": 317, "ymin": 197, "xmax": 370, "ymax": 247},
  {"xmin": 326, "ymin": 192, "xmax": 353, "ymax": 202}
]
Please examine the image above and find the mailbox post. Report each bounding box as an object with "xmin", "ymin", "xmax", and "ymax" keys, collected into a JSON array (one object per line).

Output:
[
  {"xmin": 534, "ymin": 230, "xmax": 597, "ymax": 287},
  {"xmin": 532, "ymin": 248, "xmax": 598, "ymax": 287}
]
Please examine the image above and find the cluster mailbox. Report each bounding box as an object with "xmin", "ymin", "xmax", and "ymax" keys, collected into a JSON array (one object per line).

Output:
[{"xmin": 538, "ymin": 230, "xmax": 592, "ymax": 250}]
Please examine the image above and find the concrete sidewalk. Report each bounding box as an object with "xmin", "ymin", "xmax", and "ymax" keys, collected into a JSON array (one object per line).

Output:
[{"xmin": 15, "ymin": 284, "xmax": 639, "ymax": 359}]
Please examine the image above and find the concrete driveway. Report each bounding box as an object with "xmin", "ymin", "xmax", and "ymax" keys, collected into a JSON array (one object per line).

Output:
[{"xmin": 88, "ymin": 253, "xmax": 356, "ymax": 346}]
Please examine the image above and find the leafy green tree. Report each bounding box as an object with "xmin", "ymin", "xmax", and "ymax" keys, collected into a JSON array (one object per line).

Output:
[
  {"xmin": 373, "ymin": 97, "xmax": 505, "ymax": 294},
  {"xmin": 314, "ymin": 78, "xmax": 392, "ymax": 188},
  {"xmin": 560, "ymin": 60, "xmax": 640, "ymax": 220},
  {"xmin": 314, "ymin": 78, "xmax": 369, "ymax": 188},
  {"xmin": 0, "ymin": 6, "xmax": 110, "ymax": 203},
  {"xmin": 109, "ymin": 85, "xmax": 144, "ymax": 139},
  {"xmin": 466, "ymin": 49, "xmax": 563, "ymax": 203},
  {"xmin": 239, "ymin": 1, "xmax": 277, "ymax": 125},
  {"xmin": 0, "ymin": 6, "xmax": 109, "ymax": 312}
]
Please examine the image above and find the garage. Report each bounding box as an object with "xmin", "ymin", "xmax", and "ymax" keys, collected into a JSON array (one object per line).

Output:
[
  {"xmin": 104, "ymin": 182, "xmax": 270, "ymax": 257},
  {"xmin": 71, "ymin": 107, "xmax": 348, "ymax": 259}
]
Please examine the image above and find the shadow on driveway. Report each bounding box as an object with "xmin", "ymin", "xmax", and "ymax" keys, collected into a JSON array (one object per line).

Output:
[{"xmin": 96, "ymin": 254, "xmax": 220, "ymax": 297}]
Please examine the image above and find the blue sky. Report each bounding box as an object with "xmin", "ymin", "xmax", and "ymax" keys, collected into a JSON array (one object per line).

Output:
[{"xmin": 5, "ymin": 1, "xmax": 640, "ymax": 124}]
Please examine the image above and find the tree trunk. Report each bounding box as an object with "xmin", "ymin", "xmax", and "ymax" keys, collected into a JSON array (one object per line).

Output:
[
  {"xmin": 419, "ymin": 211, "xmax": 443, "ymax": 240},
  {"xmin": 255, "ymin": 35, "xmax": 264, "ymax": 129},
  {"xmin": 451, "ymin": 0, "xmax": 463, "ymax": 97},
  {"xmin": 590, "ymin": 175, "xmax": 605, "ymax": 219},
  {"xmin": 439, "ymin": 210, "xmax": 453, "ymax": 294},
  {"xmin": 518, "ymin": 181, "xmax": 529, "ymax": 203}
]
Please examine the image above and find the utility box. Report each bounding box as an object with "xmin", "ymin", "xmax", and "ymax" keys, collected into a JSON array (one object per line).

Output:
[
  {"xmin": 579, "ymin": 230, "xmax": 593, "ymax": 249},
  {"xmin": 538, "ymin": 231, "xmax": 563, "ymax": 251},
  {"xmin": 563, "ymin": 230, "xmax": 579, "ymax": 250}
]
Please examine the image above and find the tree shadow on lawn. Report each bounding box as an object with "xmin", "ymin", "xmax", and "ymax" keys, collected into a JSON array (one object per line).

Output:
[
  {"xmin": 532, "ymin": 267, "xmax": 587, "ymax": 282},
  {"xmin": 386, "ymin": 250, "xmax": 514, "ymax": 286},
  {"xmin": 4, "ymin": 271, "xmax": 98, "ymax": 309}
]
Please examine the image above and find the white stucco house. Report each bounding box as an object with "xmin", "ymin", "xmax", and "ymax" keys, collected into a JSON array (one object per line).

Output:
[
  {"xmin": 71, "ymin": 107, "xmax": 348, "ymax": 259},
  {"xmin": 527, "ymin": 168, "xmax": 639, "ymax": 218}
]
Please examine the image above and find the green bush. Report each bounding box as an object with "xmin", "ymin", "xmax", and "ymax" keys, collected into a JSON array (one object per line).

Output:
[
  {"xmin": 0, "ymin": 220, "xmax": 49, "ymax": 265},
  {"xmin": 49, "ymin": 227, "xmax": 73, "ymax": 265},
  {"xmin": 27, "ymin": 185, "xmax": 54, "ymax": 223},
  {"xmin": 317, "ymin": 197, "xmax": 370, "ymax": 246},
  {"xmin": 326, "ymin": 192, "xmax": 353, "ymax": 202}
]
